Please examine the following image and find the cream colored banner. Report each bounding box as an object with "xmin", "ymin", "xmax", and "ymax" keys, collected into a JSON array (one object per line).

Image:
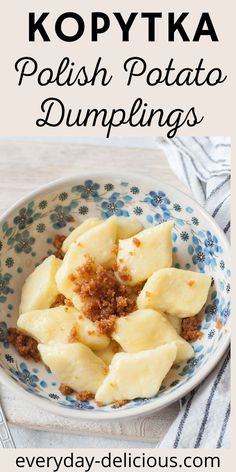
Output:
[
  {"xmin": 0, "ymin": 0, "xmax": 234, "ymax": 136},
  {"xmin": 0, "ymin": 448, "xmax": 233, "ymax": 471}
]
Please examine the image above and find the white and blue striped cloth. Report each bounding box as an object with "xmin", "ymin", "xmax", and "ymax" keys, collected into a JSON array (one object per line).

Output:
[{"xmin": 156, "ymin": 136, "xmax": 230, "ymax": 448}]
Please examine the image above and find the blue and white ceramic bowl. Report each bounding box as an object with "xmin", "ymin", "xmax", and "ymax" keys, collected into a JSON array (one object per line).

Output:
[{"xmin": 0, "ymin": 173, "xmax": 230, "ymax": 420}]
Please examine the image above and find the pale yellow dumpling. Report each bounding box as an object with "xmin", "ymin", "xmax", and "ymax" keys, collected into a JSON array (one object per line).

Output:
[
  {"xmin": 39, "ymin": 343, "xmax": 107, "ymax": 394},
  {"xmin": 116, "ymin": 217, "xmax": 143, "ymax": 240},
  {"xmin": 19, "ymin": 255, "xmax": 62, "ymax": 314},
  {"xmin": 95, "ymin": 343, "xmax": 177, "ymax": 404},
  {"xmin": 165, "ymin": 315, "xmax": 182, "ymax": 335},
  {"xmin": 137, "ymin": 268, "xmax": 211, "ymax": 317},
  {"xmin": 55, "ymin": 217, "xmax": 117, "ymax": 304},
  {"xmin": 62, "ymin": 217, "xmax": 102, "ymax": 253},
  {"xmin": 55, "ymin": 244, "xmax": 86, "ymax": 303},
  {"xmin": 76, "ymin": 216, "xmax": 117, "ymax": 268},
  {"xmin": 112, "ymin": 309, "xmax": 193, "ymax": 363},
  {"xmin": 117, "ymin": 221, "xmax": 173, "ymax": 286},
  {"xmin": 17, "ymin": 306, "xmax": 110, "ymax": 350},
  {"xmin": 75, "ymin": 314, "xmax": 110, "ymax": 351},
  {"xmin": 17, "ymin": 306, "xmax": 78, "ymax": 344},
  {"xmin": 94, "ymin": 340, "xmax": 122, "ymax": 366}
]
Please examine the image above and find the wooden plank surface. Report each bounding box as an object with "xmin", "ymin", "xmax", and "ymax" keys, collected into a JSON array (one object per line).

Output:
[{"xmin": 0, "ymin": 140, "xmax": 190, "ymax": 443}]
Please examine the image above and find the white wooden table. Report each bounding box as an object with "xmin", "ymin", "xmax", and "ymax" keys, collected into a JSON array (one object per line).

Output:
[{"xmin": 0, "ymin": 139, "xmax": 190, "ymax": 447}]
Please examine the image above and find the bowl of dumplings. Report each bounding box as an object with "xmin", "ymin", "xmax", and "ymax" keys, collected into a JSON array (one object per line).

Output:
[{"xmin": 0, "ymin": 173, "xmax": 230, "ymax": 419}]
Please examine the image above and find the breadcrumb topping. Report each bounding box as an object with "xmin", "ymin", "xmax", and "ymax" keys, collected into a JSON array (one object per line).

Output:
[
  {"xmin": 59, "ymin": 383, "xmax": 74, "ymax": 395},
  {"xmin": 181, "ymin": 316, "xmax": 203, "ymax": 342},
  {"xmin": 7, "ymin": 328, "xmax": 40, "ymax": 361},
  {"xmin": 51, "ymin": 293, "xmax": 74, "ymax": 308},
  {"xmin": 75, "ymin": 391, "xmax": 95, "ymax": 401},
  {"xmin": 70, "ymin": 256, "xmax": 137, "ymax": 335},
  {"xmin": 132, "ymin": 237, "xmax": 141, "ymax": 247},
  {"xmin": 53, "ymin": 234, "xmax": 66, "ymax": 260}
]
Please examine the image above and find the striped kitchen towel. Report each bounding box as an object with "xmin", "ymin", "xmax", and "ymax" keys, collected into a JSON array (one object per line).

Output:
[{"xmin": 156, "ymin": 136, "xmax": 231, "ymax": 448}]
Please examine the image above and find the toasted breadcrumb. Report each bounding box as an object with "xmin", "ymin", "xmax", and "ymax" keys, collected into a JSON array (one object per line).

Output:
[
  {"xmin": 51, "ymin": 293, "xmax": 74, "ymax": 308},
  {"xmin": 132, "ymin": 237, "xmax": 141, "ymax": 247},
  {"xmin": 114, "ymin": 400, "xmax": 127, "ymax": 407},
  {"xmin": 70, "ymin": 256, "xmax": 137, "ymax": 335},
  {"xmin": 181, "ymin": 316, "xmax": 203, "ymax": 342},
  {"xmin": 51, "ymin": 293, "xmax": 66, "ymax": 307},
  {"xmin": 53, "ymin": 234, "xmax": 66, "ymax": 250},
  {"xmin": 7, "ymin": 328, "xmax": 40, "ymax": 361},
  {"xmin": 118, "ymin": 266, "xmax": 132, "ymax": 282},
  {"xmin": 52, "ymin": 234, "xmax": 66, "ymax": 259},
  {"xmin": 75, "ymin": 391, "xmax": 95, "ymax": 401},
  {"xmin": 68, "ymin": 326, "xmax": 78, "ymax": 343},
  {"xmin": 59, "ymin": 384, "xmax": 74, "ymax": 395}
]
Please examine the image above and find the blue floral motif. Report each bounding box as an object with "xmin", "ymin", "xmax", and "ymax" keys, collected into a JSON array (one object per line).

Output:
[
  {"xmin": 14, "ymin": 231, "xmax": 35, "ymax": 254},
  {"xmin": 58, "ymin": 192, "xmax": 68, "ymax": 201},
  {"xmin": 192, "ymin": 245, "xmax": 212, "ymax": 271},
  {"xmin": 5, "ymin": 257, "xmax": 14, "ymax": 268},
  {"xmin": 0, "ymin": 273, "xmax": 13, "ymax": 299},
  {"xmin": 205, "ymin": 297, "xmax": 220, "ymax": 322},
  {"xmin": 101, "ymin": 193, "xmax": 129, "ymax": 218},
  {"xmin": 79, "ymin": 206, "xmax": 89, "ymax": 215},
  {"xmin": 104, "ymin": 183, "xmax": 114, "ymax": 191},
  {"xmin": 133, "ymin": 206, "xmax": 143, "ymax": 215},
  {"xmin": 50, "ymin": 205, "xmax": 73, "ymax": 229},
  {"xmin": 184, "ymin": 354, "xmax": 204, "ymax": 375},
  {"xmin": 5, "ymin": 353, "xmax": 14, "ymax": 363},
  {"xmin": 191, "ymin": 233, "xmax": 218, "ymax": 271},
  {"xmin": 144, "ymin": 191, "xmax": 171, "ymax": 222},
  {"xmin": 221, "ymin": 301, "xmax": 230, "ymax": 325},
  {"xmin": 191, "ymin": 217, "xmax": 199, "ymax": 226},
  {"xmin": 11, "ymin": 362, "xmax": 39, "ymax": 389},
  {"xmin": 49, "ymin": 393, "xmax": 59, "ymax": 400},
  {"xmin": 39, "ymin": 200, "xmax": 47, "ymax": 209},
  {"xmin": 180, "ymin": 231, "xmax": 189, "ymax": 241},
  {"xmin": 65, "ymin": 396, "xmax": 94, "ymax": 410},
  {"xmin": 173, "ymin": 203, "xmax": 181, "ymax": 212},
  {"xmin": 13, "ymin": 207, "xmax": 34, "ymax": 230},
  {"xmin": 144, "ymin": 191, "xmax": 170, "ymax": 208},
  {"xmin": 220, "ymin": 260, "xmax": 225, "ymax": 270},
  {"xmin": 208, "ymin": 329, "xmax": 215, "ymax": 339},
  {"xmin": 130, "ymin": 186, "xmax": 140, "ymax": 195},
  {"xmin": 204, "ymin": 231, "xmax": 222, "ymax": 256},
  {"xmin": 0, "ymin": 321, "xmax": 9, "ymax": 347},
  {"xmin": 72, "ymin": 180, "xmax": 100, "ymax": 200}
]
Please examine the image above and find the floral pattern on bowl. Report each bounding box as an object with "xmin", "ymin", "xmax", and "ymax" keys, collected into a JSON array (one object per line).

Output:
[{"xmin": 0, "ymin": 174, "xmax": 230, "ymax": 418}]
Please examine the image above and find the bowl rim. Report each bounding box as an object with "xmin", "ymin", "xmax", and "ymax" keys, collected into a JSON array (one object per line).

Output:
[{"xmin": 0, "ymin": 171, "xmax": 231, "ymax": 421}]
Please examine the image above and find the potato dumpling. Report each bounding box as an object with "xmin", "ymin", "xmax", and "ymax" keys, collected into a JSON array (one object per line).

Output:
[
  {"xmin": 165, "ymin": 315, "xmax": 182, "ymax": 335},
  {"xmin": 117, "ymin": 221, "xmax": 173, "ymax": 286},
  {"xmin": 137, "ymin": 268, "xmax": 211, "ymax": 317},
  {"xmin": 116, "ymin": 217, "xmax": 143, "ymax": 240},
  {"xmin": 38, "ymin": 343, "xmax": 107, "ymax": 394},
  {"xmin": 76, "ymin": 216, "xmax": 117, "ymax": 268},
  {"xmin": 94, "ymin": 340, "xmax": 122, "ymax": 366},
  {"xmin": 112, "ymin": 309, "xmax": 193, "ymax": 363},
  {"xmin": 55, "ymin": 244, "xmax": 86, "ymax": 302},
  {"xmin": 75, "ymin": 314, "xmax": 110, "ymax": 351},
  {"xmin": 95, "ymin": 343, "xmax": 177, "ymax": 404},
  {"xmin": 17, "ymin": 306, "xmax": 78, "ymax": 344},
  {"xmin": 17, "ymin": 306, "xmax": 110, "ymax": 350},
  {"xmin": 62, "ymin": 217, "xmax": 102, "ymax": 253},
  {"xmin": 56, "ymin": 217, "xmax": 117, "ymax": 302},
  {"xmin": 19, "ymin": 255, "xmax": 62, "ymax": 314}
]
